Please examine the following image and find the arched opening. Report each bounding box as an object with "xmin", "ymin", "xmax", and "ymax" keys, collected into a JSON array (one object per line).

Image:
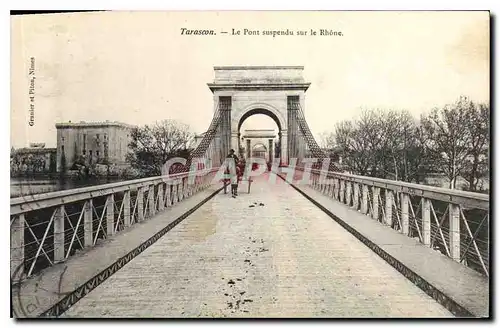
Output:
[
  {"xmin": 237, "ymin": 108, "xmax": 282, "ymax": 132},
  {"xmin": 251, "ymin": 143, "xmax": 267, "ymax": 160},
  {"xmin": 238, "ymin": 108, "xmax": 281, "ymax": 164}
]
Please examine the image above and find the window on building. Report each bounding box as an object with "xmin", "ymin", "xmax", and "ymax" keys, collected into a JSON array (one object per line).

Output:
[
  {"xmin": 96, "ymin": 150, "xmax": 100, "ymax": 158},
  {"xmin": 96, "ymin": 134, "xmax": 100, "ymax": 139},
  {"xmin": 83, "ymin": 150, "xmax": 86, "ymax": 155},
  {"xmin": 89, "ymin": 150, "xmax": 93, "ymax": 164},
  {"xmin": 104, "ymin": 133, "xmax": 107, "ymax": 140}
]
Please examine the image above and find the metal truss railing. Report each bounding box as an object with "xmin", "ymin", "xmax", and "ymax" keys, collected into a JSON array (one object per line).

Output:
[
  {"xmin": 10, "ymin": 168, "xmax": 220, "ymax": 281},
  {"xmin": 304, "ymin": 168, "xmax": 490, "ymax": 276}
]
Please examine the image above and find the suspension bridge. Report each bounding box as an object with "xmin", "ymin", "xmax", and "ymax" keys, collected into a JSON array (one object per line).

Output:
[{"xmin": 10, "ymin": 66, "xmax": 489, "ymax": 318}]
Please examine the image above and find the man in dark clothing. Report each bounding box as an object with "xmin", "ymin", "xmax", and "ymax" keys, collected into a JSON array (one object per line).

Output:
[
  {"xmin": 227, "ymin": 149, "xmax": 239, "ymax": 162},
  {"xmin": 226, "ymin": 149, "xmax": 239, "ymax": 197}
]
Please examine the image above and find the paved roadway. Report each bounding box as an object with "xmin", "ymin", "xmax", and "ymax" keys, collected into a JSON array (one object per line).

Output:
[{"xmin": 62, "ymin": 173, "xmax": 452, "ymax": 318}]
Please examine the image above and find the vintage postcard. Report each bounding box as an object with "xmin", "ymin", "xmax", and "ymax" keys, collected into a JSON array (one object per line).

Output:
[{"xmin": 10, "ymin": 11, "xmax": 490, "ymax": 319}]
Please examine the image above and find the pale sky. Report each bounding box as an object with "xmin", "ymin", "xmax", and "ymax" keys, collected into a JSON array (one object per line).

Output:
[{"xmin": 11, "ymin": 11, "xmax": 489, "ymax": 148}]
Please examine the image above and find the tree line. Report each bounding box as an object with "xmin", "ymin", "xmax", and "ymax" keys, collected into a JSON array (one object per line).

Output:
[
  {"xmin": 320, "ymin": 96, "xmax": 489, "ymax": 192},
  {"xmin": 126, "ymin": 119, "xmax": 194, "ymax": 177}
]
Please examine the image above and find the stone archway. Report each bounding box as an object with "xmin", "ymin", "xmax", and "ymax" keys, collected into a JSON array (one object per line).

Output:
[
  {"xmin": 207, "ymin": 66, "xmax": 310, "ymax": 165},
  {"xmin": 235, "ymin": 105, "xmax": 283, "ymax": 162},
  {"xmin": 251, "ymin": 142, "xmax": 267, "ymax": 159}
]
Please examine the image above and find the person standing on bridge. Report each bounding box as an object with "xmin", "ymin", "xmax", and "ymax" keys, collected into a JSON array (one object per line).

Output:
[{"xmin": 225, "ymin": 149, "xmax": 239, "ymax": 197}]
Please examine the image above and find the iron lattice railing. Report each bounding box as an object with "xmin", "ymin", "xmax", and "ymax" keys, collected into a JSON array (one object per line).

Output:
[
  {"xmin": 10, "ymin": 168, "xmax": 220, "ymax": 281},
  {"xmin": 304, "ymin": 168, "xmax": 489, "ymax": 276}
]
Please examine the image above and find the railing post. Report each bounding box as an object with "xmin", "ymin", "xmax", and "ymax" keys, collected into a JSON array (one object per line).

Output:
[
  {"xmin": 401, "ymin": 193, "xmax": 409, "ymax": 235},
  {"xmin": 178, "ymin": 180, "xmax": 184, "ymax": 202},
  {"xmin": 123, "ymin": 190, "xmax": 131, "ymax": 227},
  {"xmin": 84, "ymin": 200, "xmax": 93, "ymax": 247},
  {"xmin": 345, "ymin": 182, "xmax": 351, "ymax": 206},
  {"xmin": 195, "ymin": 176, "xmax": 201, "ymax": 193},
  {"xmin": 148, "ymin": 185, "xmax": 155, "ymax": 217},
  {"xmin": 334, "ymin": 179, "xmax": 339, "ymax": 200},
  {"xmin": 328, "ymin": 181, "xmax": 334, "ymax": 197},
  {"xmin": 106, "ymin": 194, "xmax": 115, "ymax": 236},
  {"xmin": 353, "ymin": 183, "xmax": 359, "ymax": 210},
  {"xmin": 11, "ymin": 214, "xmax": 25, "ymax": 281},
  {"xmin": 385, "ymin": 190, "xmax": 393, "ymax": 226},
  {"xmin": 183, "ymin": 178, "xmax": 188, "ymax": 198},
  {"xmin": 372, "ymin": 187, "xmax": 380, "ymax": 221},
  {"xmin": 192, "ymin": 177, "xmax": 197, "ymax": 194},
  {"xmin": 201, "ymin": 174, "xmax": 206, "ymax": 191},
  {"xmin": 202, "ymin": 175, "xmax": 207, "ymax": 190},
  {"xmin": 184, "ymin": 178, "xmax": 190, "ymax": 198},
  {"xmin": 165, "ymin": 185, "xmax": 171, "ymax": 207},
  {"xmin": 361, "ymin": 185, "xmax": 368, "ymax": 214},
  {"xmin": 172, "ymin": 182, "xmax": 179, "ymax": 205},
  {"xmin": 54, "ymin": 205, "xmax": 65, "ymax": 263},
  {"xmin": 339, "ymin": 180, "xmax": 345, "ymax": 203},
  {"xmin": 449, "ymin": 204, "xmax": 461, "ymax": 261},
  {"xmin": 422, "ymin": 198, "xmax": 431, "ymax": 245},
  {"xmin": 137, "ymin": 187, "xmax": 144, "ymax": 222},
  {"xmin": 158, "ymin": 184, "xmax": 165, "ymax": 211}
]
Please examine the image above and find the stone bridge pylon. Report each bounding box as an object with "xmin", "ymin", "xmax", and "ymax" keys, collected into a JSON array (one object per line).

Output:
[{"xmin": 185, "ymin": 66, "xmax": 333, "ymax": 172}]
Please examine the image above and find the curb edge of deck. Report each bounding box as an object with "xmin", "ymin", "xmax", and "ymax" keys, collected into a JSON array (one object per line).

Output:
[
  {"xmin": 37, "ymin": 186, "xmax": 224, "ymax": 318},
  {"xmin": 277, "ymin": 174, "xmax": 481, "ymax": 318}
]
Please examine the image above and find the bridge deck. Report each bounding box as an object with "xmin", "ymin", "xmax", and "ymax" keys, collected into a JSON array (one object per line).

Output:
[{"xmin": 62, "ymin": 173, "xmax": 451, "ymax": 318}]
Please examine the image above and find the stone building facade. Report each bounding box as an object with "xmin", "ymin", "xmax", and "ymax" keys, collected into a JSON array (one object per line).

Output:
[{"xmin": 55, "ymin": 121, "xmax": 134, "ymax": 172}]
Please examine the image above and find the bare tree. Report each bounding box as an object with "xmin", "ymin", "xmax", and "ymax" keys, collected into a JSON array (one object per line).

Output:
[
  {"xmin": 380, "ymin": 110, "xmax": 432, "ymax": 183},
  {"xmin": 462, "ymin": 101, "xmax": 490, "ymax": 191},
  {"xmin": 319, "ymin": 131, "xmax": 336, "ymax": 149},
  {"xmin": 329, "ymin": 97, "xmax": 489, "ymax": 191},
  {"xmin": 375, "ymin": 110, "xmax": 403, "ymax": 180},
  {"xmin": 406, "ymin": 124, "xmax": 435, "ymax": 184},
  {"xmin": 127, "ymin": 119, "xmax": 194, "ymax": 177},
  {"xmin": 420, "ymin": 96, "xmax": 473, "ymax": 189},
  {"xmin": 334, "ymin": 110, "xmax": 384, "ymax": 176},
  {"xmin": 334, "ymin": 108, "xmax": 432, "ymax": 183}
]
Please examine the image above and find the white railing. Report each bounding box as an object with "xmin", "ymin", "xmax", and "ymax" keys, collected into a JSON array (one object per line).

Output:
[
  {"xmin": 10, "ymin": 168, "xmax": 220, "ymax": 281},
  {"xmin": 303, "ymin": 168, "xmax": 489, "ymax": 276}
]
